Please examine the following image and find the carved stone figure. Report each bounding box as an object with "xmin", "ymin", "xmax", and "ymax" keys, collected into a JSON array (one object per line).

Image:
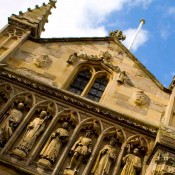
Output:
[
  {"xmin": 117, "ymin": 71, "xmax": 127, "ymax": 84},
  {"xmin": 38, "ymin": 122, "xmax": 69, "ymax": 168},
  {"xmin": 154, "ymin": 152, "xmax": 175, "ymax": 175},
  {"xmin": 133, "ymin": 90, "xmax": 149, "ymax": 106},
  {"xmin": 12, "ymin": 110, "xmax": 48, "ymax": 159},
  {"xmin": 109, "ymin": 30, "xmax": 126, "ymax": 41},
  {"xmin": 67, "ymin": 130, "xmax": 93, "ymax": 172},
  {"xmin": 0, "ymin": 102, "xmax": 24, "ymax": 147},
  {"xmin": 121, "ymin": 148, "xmax": 142, "ymax": 175},
  {"xmin": 34, "ymin": 55, "xmax": 52, "ymax": 68},
  {"xmin": 67, "ymin": 53, "xmax": 79, "ymax": 64},
  {"xmin": 91, "ymin": 138, "xmax": 117, "ymax": 175}
]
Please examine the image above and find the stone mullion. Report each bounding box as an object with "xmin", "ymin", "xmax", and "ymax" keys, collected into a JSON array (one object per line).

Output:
[{"xmin": 113, "ymin": 140, "xmax": 126, "ymax": 175}]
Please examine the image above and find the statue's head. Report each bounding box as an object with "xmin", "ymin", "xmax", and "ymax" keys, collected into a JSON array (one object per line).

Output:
[
  {"xmin": 34, "ymin": 55, "xmax": 52, "ymax": 68},
  {"xmin": 40, "ymin": 110, "xmax": 47, "ymax": 118},
  {"xmin": 109, "ymin": 138, "xmax": 117, "ymax": 146},
  {"xmin": 85, "ymin": 130, "xmax": 93, "ymax": 138},
  {"xmin": 63, "ymin": 121, "xmax": 69, "ymax": 129},
  {"xmin": 17, "ymin": 102, "xmax": 24, "ymax": 110},
  {"xmin": 133, "ymin": 148, "xmax": 139, "ymax": 155}
]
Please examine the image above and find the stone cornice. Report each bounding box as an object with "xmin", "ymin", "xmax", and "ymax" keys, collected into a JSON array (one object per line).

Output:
[{"xmin": 0, "ymin": 68, "xmax": 157, "ymax": 137}]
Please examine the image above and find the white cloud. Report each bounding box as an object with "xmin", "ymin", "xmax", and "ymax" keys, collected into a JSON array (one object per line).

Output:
[
  {"xmin": 167, "ymin": 7, "xmax": 175, "ymax": 15},
  {"xmin": 41, "ymin": 0, "xmax": 152, "ymax": 38},
  {"xmin": 160, "ymin": 30, "xmax": 170, "ymax": 40},
  {"xmin": 0, "ymin": 0, "xmax": 152, "ymax": 40},
  {"xmin": 122, "ymin": 28, "xmax": 149, "ymax": 51}
]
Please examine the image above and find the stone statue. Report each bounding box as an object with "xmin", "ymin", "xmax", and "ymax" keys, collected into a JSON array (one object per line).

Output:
[
  {"xmin": 0, "ymin": 102, "xmax": 24, "ymax": 147},
  {"xmin": 121, "ymin": 148, "xmax": 142, "ymax": 175},
  {"xmin": 38, "ymin": 122, "xmax": 69, "ymax": 168},
  {"xmin": 12, "ymin": 110, "xmax": 48, "ymax": 159},
  {"xmin": 91, "ymin": 138, "xmax": 117, "ymax": 175},
  {"xmin": 67, "ymin": 130, "xmax": 93, "ymax": 172}
]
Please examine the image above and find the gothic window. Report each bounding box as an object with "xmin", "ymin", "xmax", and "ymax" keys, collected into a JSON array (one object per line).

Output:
[{"xmin": 68, "ymin": 65, "xmax": 109, "ymax": 102}]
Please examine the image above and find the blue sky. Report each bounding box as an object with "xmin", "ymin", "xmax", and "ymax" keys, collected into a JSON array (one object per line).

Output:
[{"xmin": 0, "ymin": 0, "xmax": 175, "ymax": 87}]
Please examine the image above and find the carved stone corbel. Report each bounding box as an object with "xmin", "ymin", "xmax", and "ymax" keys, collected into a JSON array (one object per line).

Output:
[
  {"xmin": 132, "ymin": 90, "xmax": 150, "ymax": 106},
  {"xmin": 34, "ymin": 55, "xmax": 52, "ymax": 68}
]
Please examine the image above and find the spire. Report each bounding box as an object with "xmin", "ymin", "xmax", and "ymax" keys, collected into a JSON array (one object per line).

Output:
[{"xmin": 8, "ymin": 0, "xmax": 57, "ymax": 38}]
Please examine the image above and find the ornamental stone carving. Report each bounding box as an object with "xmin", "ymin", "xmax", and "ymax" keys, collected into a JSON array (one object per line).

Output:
[
  {"xmin": 117, "ymin": 71, "xmax": 127, "ymax": 84},
  {"xmin": 109, "ymin": 30, "xmax": 126, "ymax": 41},
  {"xmin": 12, "ymin": 110, "xmax": 49, "ymax": 160},
  {"xmin": 0, "ymin": 102, "xmax": 24, "ymax": 147},
  {"xmin": 34, "ymin": 55, "xmax": 52, "ymax": 68},
  {"xmin": 132, "ymin": 90, "xmax": 150, "ymax": 106},
  {"xmin": 38, "ymin": 121, "xmax": 70, "ymax": 168},
  {"xmin": 3, "ymin": 26, "xmax": 25, "ymax": 38},
  {"xmin": 67, "ymin": 51, "xmax": 120, "ymax": 73},
  {"xmin": 64, "ymin": 130, "xmax": 93, "ymax": 175},
  {"xmin": 154, "ymin": 151, "xmax": 175, "ymax": 175},
  {"xmin": 121, "ymin": 148, "xmax": 142, "ymax": 175},
  {"xmin": 91, "ymin": 138, "xmax": 118, "ymax": 175}
]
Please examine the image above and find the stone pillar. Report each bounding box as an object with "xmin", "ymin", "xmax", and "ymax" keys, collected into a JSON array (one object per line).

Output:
[{"xmin": 146, "ymin": 83, "xmax": 175, "ymax": 175}]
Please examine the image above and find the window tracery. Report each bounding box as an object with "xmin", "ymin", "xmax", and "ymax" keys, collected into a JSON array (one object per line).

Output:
[{"xmin": 68, "ymin": 65, "xmax": 110, "ymax": 102}]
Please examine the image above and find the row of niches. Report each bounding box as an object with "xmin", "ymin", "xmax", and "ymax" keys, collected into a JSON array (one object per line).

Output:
[{"xmin": 0, "ymin": 83, "xmax": 153, "ymax": 175}]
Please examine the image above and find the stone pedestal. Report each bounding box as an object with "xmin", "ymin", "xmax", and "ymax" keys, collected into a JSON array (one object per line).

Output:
[
  {"xmin": 11, "ymin": 148, "xmax": 27, "ymax": 160},
  {"xmin": 63, "ymin": 169, "xmax": 77, "ymax": 175},
  {"xmin": 37, "ymin": 158, "xmax": 52, "ymax": 169}
]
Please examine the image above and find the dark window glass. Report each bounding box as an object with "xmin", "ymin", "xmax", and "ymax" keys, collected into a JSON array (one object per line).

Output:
[
  {"xmin": 69, "ymin": 69, "xmax": 91, "ymax": 95},
  {"xmin": 86, "ymin": 76, "xmax": 108, "ymax": 102}
]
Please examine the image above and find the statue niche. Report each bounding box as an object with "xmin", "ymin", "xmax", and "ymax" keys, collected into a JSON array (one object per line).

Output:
[
  {"xmin": 11, "ymin": 109, "xmax": 50, "ymax": 160},
  {"xmin": 91, "ymin": 127, "xmax": 125, "ymax": 175},
  {"xmin": 37, "ymin": 110, "xmax": 79, "ymax": 169},
  {"xmin": 120, "ymin": 135, "xmax": 148, "ymax": 175},
  {"xmin": 121, "ymin": 148, "xmax": 141, "ymax": 175},
  {"xmin": 0, "ymin": 102, "xmax": 24, "ymax": 147},
  {"xmin": 0, "ymin": 94, "xmax": 33, "ymax": 148},
  {"xmin": 64, "ymin": 119, "xmax": 101, "ymax": 175}
]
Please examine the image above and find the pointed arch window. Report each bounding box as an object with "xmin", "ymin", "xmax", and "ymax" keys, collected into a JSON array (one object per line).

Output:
[
  {"xmin": 69, "ymin": 69, "xmax": 92, "ymax": 95},
  {"xmin": 68, "ymin": 65, "xmax": 109, "ymax": 102}
]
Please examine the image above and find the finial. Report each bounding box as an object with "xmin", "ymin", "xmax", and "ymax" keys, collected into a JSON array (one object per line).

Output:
[
  {"xmin": 110, "ymin": 30, "xmax": 126, "ymax": 41},
  {"xmin": 27, "ymin": 8, "xmax": 32, "ymax": 12},
  {"xmin": 35, "ymin": 5, "xmax": 39, "ymax": 9},
  {"xmin": 49, "ymin": 0, "xmax": 57, "ymax": 8},
  {"xmin": 19, "ymin": 11, "xmax": 23, "ymax": 15},
  {"xmin": 140, "ymin": 19, "xmax": 145, "ymax": 25}
]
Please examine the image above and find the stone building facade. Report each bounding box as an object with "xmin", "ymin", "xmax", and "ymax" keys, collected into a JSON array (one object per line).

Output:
[{"xmin": 0, "ymin": 1, "xmax": 175, "ymax": 175}]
